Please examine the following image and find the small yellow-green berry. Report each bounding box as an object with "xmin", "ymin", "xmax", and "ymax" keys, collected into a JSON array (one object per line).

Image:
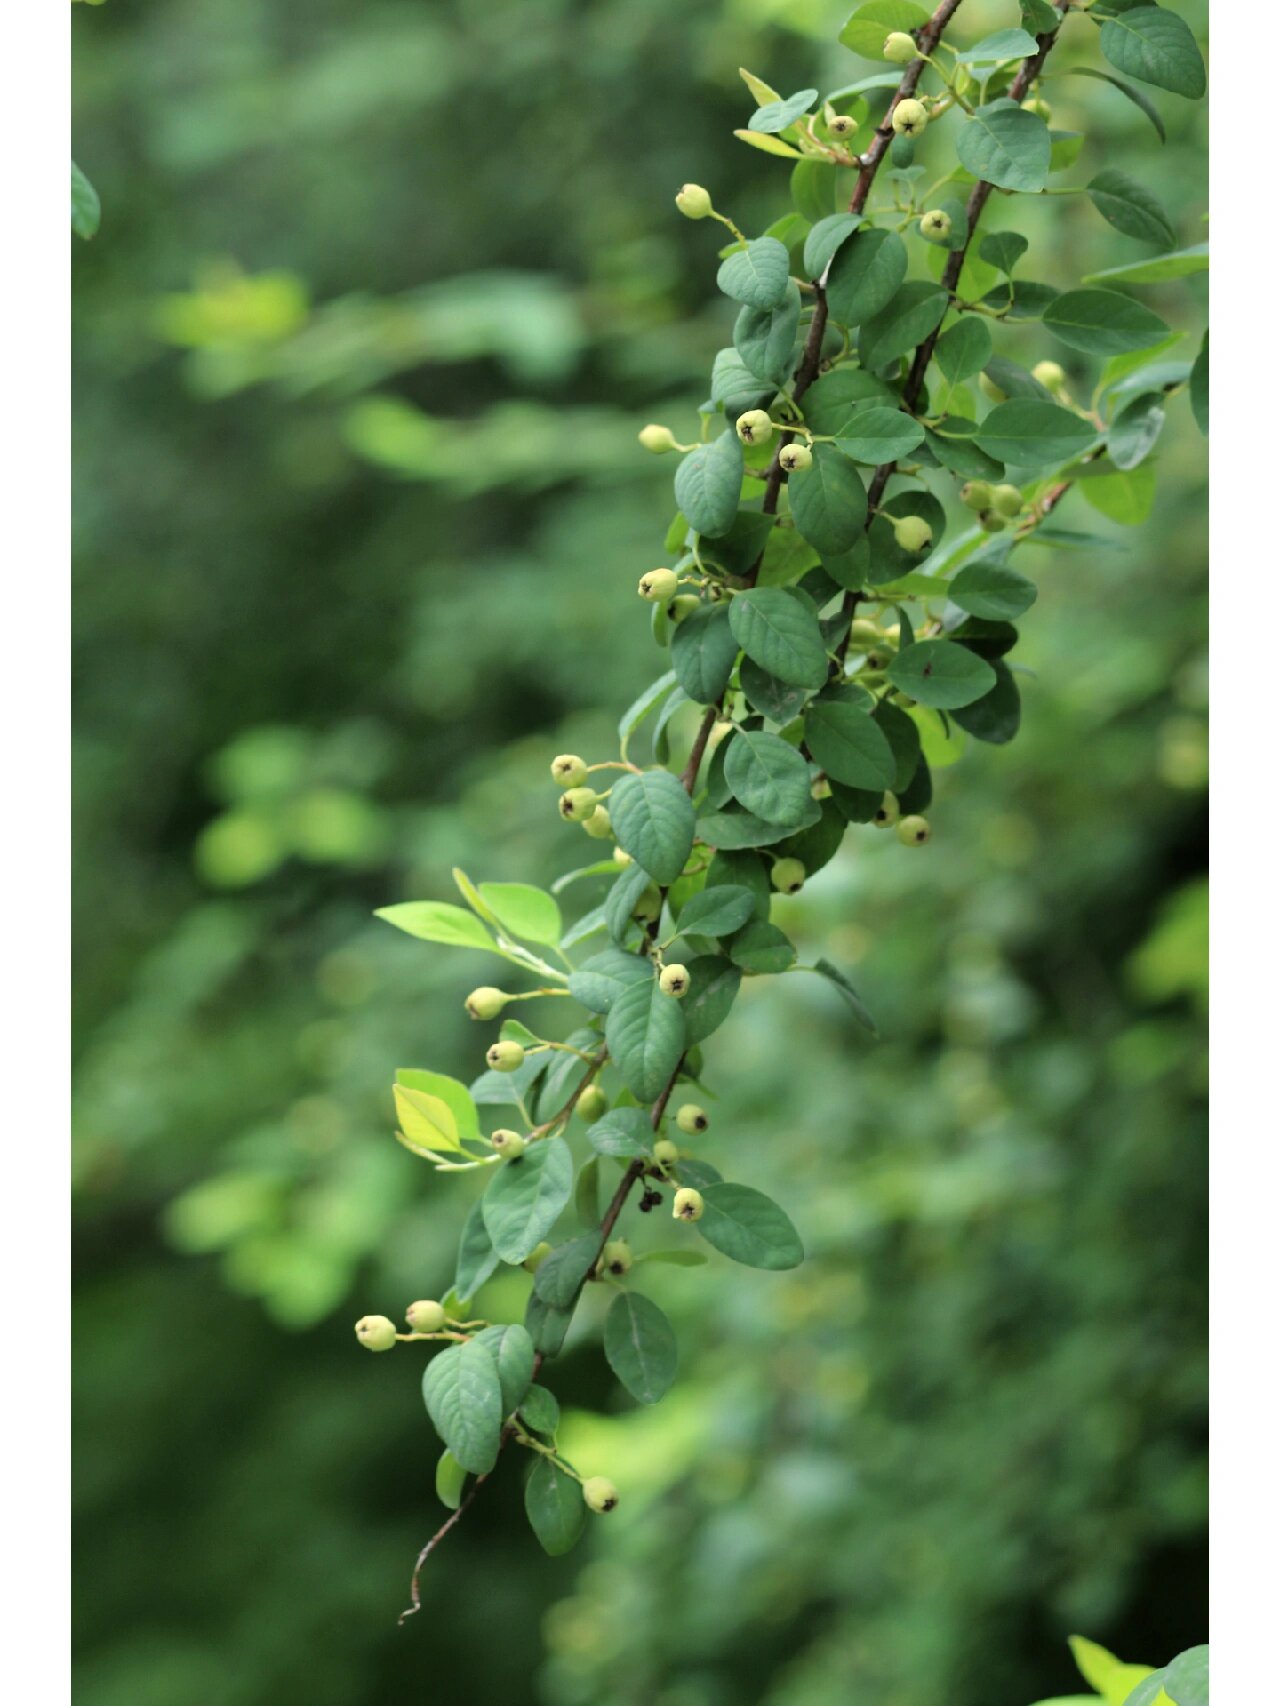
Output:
[
  {"xmin": 980, "ymin": 511, "xmax": 1007, "ymax": 533},
  {"xmin": 772, "ymin": 857, "xmax": 805, "ymax": 895},
  {"xmin": 874, "ymin": 792, "xmax": 900, "ymax": 829},
  {"xmin": 465, "ymin": 986, "xmax": 509, "ymax": 1021},
  {"xmin": 523, "ymin": 1241, "xmax": 553, "ymax": 1273},
  {"xmin": 583, "ymin": 1476, "xmax": 619, "ymax": 1513},
  {"xmin": 991, "ymin": 483, "xmax": 1023, "ymax": 518},
  {"xmin": 582, "ymin": 805, "xmax": 613, "ymax": 839},
  {"xmin": 827, "ymin": 113, "xmax": 857, "ymax": 140},
  {"xmin": 559, "ymin": 786, "xmax": 599, "ymax": 823},
  {"xmin": 486, "ymin": 1040, "xmax": 526, "ymax": 1073},
  {"xmin": 638, "ymin": 423, "xmax": 677, "ymax": 453},
  {"xmin": 638, "ymin": 568, "xmax": 679, "ymax": 602},
  {"xmin": 892, "ymin": 99, "xmax": 928, "ymax": 138},
  {"xmin": 577, "ymin": 1085, "xmax": 608, "ymax": 1124},
  {"xmin": 668, "ymin": 594, "xmax": 701, "ymax": 625},
  {"xmin": 601, "ymin": 1240, "xmax": 632, "ymax": 1277},
  {"xmin": 355, "ymin": 1314, "xmax": 398, "ymax": 1352},
  {"xmin": 675, "ymin": 183, "xmax": 712, "ymax": 220},
  {"xmin": 490, "ymin": 1127, "xmax": 527, "ymax": 1158},
  {"xmin": 1032, "ymin": 359, "xmax": 1065, "ymax": 389},
  {"xmin": 405, "ymin": 1299, "xmax": 446, "ymax": 1334},
  {"xmin": 551, "ymin": 753, "xmax": 588, "ymax": 788},
  {"xmin": 736, "ymin": 409, "xmax": 773, "ymax": 446},
  {"xmin": 893, "ymin": 514, "xmax": 933, "ymax": 553},
  {"xmin": 778, "ymin": 441, "xmax": 812, "ymax": 474},
  {"xmin": 884, "ymin": 30, "xmax": 918, "ymax": 63},
  {"xmin": 673, "ymin": 1187, "xmax": 705, "ymax": 1222},
  {"xmin": 659, "ymin": 963, "xmax": 690, "ymax": 999},
  {"xmin": 848, "ymin": 617, "xmax": 883, "ymax": 648},
  {"xmin": 653, "ymin": 1138, "xmax": 680, "ymax": 1165},
  {"xmin": 613, "ymin": 846, "xmax": 633, "ymax": 867},
  {"xmin": 896, "ymin": 814, "xmax": 932, "ymax": 846},
  {"xmin": 920, "ymin": 209, "xmax": 951, "ymax": 243},
  {"xmin": 676, "ymin": 1105, "xmax": 709, "ymax": 1136},
  {"xmin": 960, "ymin": 480, "xmax": 993, "ymax": 513}
]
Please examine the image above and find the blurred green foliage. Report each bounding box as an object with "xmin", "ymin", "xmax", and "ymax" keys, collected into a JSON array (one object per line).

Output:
[{"xmin": 72, "ymin": 2, "xmax": 1207, "ymax": 1703}]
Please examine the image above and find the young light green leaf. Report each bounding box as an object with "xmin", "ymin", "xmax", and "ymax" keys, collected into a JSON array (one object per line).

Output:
[
  {"xmin": 887, "ymin": 639, "xmax": 997, "ymax": 709},
  {"xmin": 749, "ymin": 88, "xmax": 819, "ymax": 133},
  {"xmin": 524, "ymin": 1457, "xmax": 586, "ymax": 1556},
  {"xmin": 676, "ymin": 884, "xmax": 758, "ymax": 939},
  {"xmin": 949, "ymin": 562, "xmax": 1037, "ymax": 621},
  {"xmin": 804, "ymin": 687, "xmax": 897, "ymax": 790},
  {"xmin": 715, "ymin": 237, "xmax": 792, "ymax": 310},
  {"xmin": 604, "ymin": 1291, "xmax": 678, "ymax": 1404},
  {"xmin": 825, "ymin": 227, "xmax": 908, "ymax": 326},
  {"xmin": 674, "ymin": 432, "xmax": 745, "ymax": 539},
  {"xmin": 393, "ymin": 1083, "xmax": 467, "ymax": 1156},
  {"xmin": 1099, "ymin": 5, "xmax": 1205, "ymax": 99},
  {"xmin": 422, "ymin": 1339, "xmax": 504, "ymax": 1474},
  {"xmin": 1086, "ymin": 167, "xmax": 1175, "ymax": 247},
  {"xmin": 670, "ymin": 603, "xmax": 742, "ymax": 705},
  {"xmin": 482, "ymin": 1138, "xmax": 574, "ymax": 1263},
  {"xmin": 375, "ymin": 901, "xmax": 495, "ymax": 951},
  {"xmin": 396, "ymin": 1069, "xmax": 482, "ymax": 1146},
  {"xmin": 605, "ymin": 978, "xmax": 686, "ymax": 1101},
  {"xmin": 696, "ymin": 1182, "xmax": 803, "ymax": 1269},
  {"xmin": 1043, "ymin": 287, "xmax": 1170, "ymax": 356},
  {"xmin": 956, "ymin": 100, "xmax": 1051, "ymax": 194},
  {"xmin": 436, "ymin": 1449, "xmax": 467, "ymax": 1510},
  {"xmin": 609, "ymin": 769, "xmax": 697, "ymax": 886},
  {"xmin": 787, "ymin": 444, "xmax": 868, "ymax": 555},
  {"xmin": 476, "ymin": 882, "xmax": 562, "ymax": 947},
  {"xmin": 729, "ymin": 588, "xmax": 829, "ymax": 689}
]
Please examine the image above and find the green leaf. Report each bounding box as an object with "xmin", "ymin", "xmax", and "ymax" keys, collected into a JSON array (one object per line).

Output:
[
  {"xmin": 858, "ymin": 281, "xmax": 948, "ymax": 370},
  {"xmin": 839, "ymin": 1, "xmax": 929, "ymax": 59},
  {"xmin": 524, "ymin": 1291, "xmax": 575, "ymax": 1356},
  {"xmin": 618, "ymin": 669, "xmax": 678, "ymax": 749},
  {"xmin": 696, "ymin": 1182, "xmax": 803, "ymax": 1269},
  {"xmin": 635, "ymin": 1248, "xmax": 709, "ymax": 1268},
  {"xmin": 568, "ymin": 946, "xmax": 653, "ymax": 1014},
  {"xmin": 803, "ymin": 212, "xmax": 862, "ymax": 278},
  {"xmin": 482, "ymin": 1138, "xmax": 574, "ymax": 1263},
  {"xmin": 750, "ymin": 88, "xmax": 818, "ymax": 133},
  {"xmin": 729, "ymin": 588, "xmax": 829, "ymax": 689},
  {"xmin": 393, "ymin": 1083, "xmax": 467, "ymax": 1157},
  {"xmin": 609, "ymin": 769, "xmax": 696, "ymax": 886},
  {"xmin": 455, "ymin": 1200, "xmax": 501, "ymax": 1299},
  {"xmin": 71, "ymin": 159, "xmax": 101, "ymax": 240},
  {"xmin": 787, "ymin": 444, "xmax": 868, "ymax": 556},
  {"xmin": 575, "ymin": 1155, "xmax": 601, "ymax": 1228},
  {"xmin": 1189, "ymin": 332, "xmax": 1208, "ymax": 437},
  {"xmin": 825, "ymin": 227, "xmax": 908, "ymax": 326},
  {"xmin": 716, "ymin": 237, "xmax": 792, "ymax": 310},
  {"xmin": 934, "ymin": 316, "xmax": 993, "ymax": 385},
  {"xmin": 1020, "ymin": 0, "xmax": 1060, "ymax": 32},
  {"xmin": 1162, "ymin": 1645, "xmax": 1207, "ymax": 1706},
  {"xmin": 674, "ymin": 432, "xmax": 745, "ymax": 539},
  {"xmin": 1081, "ymin": 462, "xmax": 1156, "ymax": 525},
  {"xmin": 670, "ymin": 603, "xmax": 741, "ymax": 705},
  {"xmin": 1082, "ymin": 243, "xmax": 1207, "ymax": 286},
  {"xmin": 605, "ymin": 861, "xmax": 654, "ymax": 944},
  {"xmin": 375, "ymin": 900, "xmax": 495, "ymax": 952},
  {"xmin": 518, "ymin": 1383, "xmax": 561, "ymax": 1436},
  {"xmin": 524, "ymin": 1457, "xmax": 586, "ymax": 1556},
  {"xmin": 676, "ymin": 884, "xmax": 758, "ymax": 939},
  {"xmin": 887, "ymin": 639, "xmax": 996, "ymax": 709},
  {"xmin": 925, "ymin": 418, "xmax": 1005, "ymax": 481},
  {"xmin": 949, "ymin": 562, "xmax": 1037, "ymax": 621},
  {"xmin": 1043, "ymin": 287, "xmax": 1170, "ymax": 356},
  {"xmin": 1069, "ymin": 1637, "xmax": 1156, "ymax": 1706},
  {"xmin": 587, "ymin": 1106, "xmax": 655, "ymax": 1159},
  {"xmin": 804, "ymin": 687, "xmax": 896, "ymax": 789},
  {"xmin": 605, "ymin": 977, "xmax": 686, "ymax": 1101},
  {"xmin": 396, "ymin": 1068, "xmax": 482, "ymax": 1146},
  {"xmin": 1108, "ymin": 391, "xmax": 1165, "ymax": 470},
  {"xmin": 974, "ymin": 399, "xmax": 1096, "ymax": 469},
  {"xmin": 803, "ymin": 366, "xmax": 897, "ymax": 435},
  {"xmin": 1099, "ymin": 5, "xmax": 1205, "ymax": 98},
  {"xmin": 473, "ymin": 1321, "xmax": 535, "ymax": 1415},
  {"xmin": 682, "ymin": 955, "xmax": 742, "ymax": 1044},
  {"xmin": 1068, "ymin": 67, "xmax": 1166, "ymax": 142},
  {"xmin": 873, "ymin": 698, "xmax": 922, "ymax": 792},
  {"xmin": 698, "ymin": 803, "xmax": 820, "ymax": 849},
  {"xmin": 532, "ymin": 1234, "xmax": 602, "ymax": 1307},
  {"xmin": 728, "ymin": 919, "xmax": 797, "ymax": 974},
  {"xmin": 1086, "ymin": 168, "xmax": 1175, "ymax": 247},
  {"xmin": 740, "ymin": 657, "xmax": 811, "ymax": 721},
  {"xmin": 710, "ymin": 349, "xmax": 774, "ymax": 416},
  {"xmin": 979, "ymin": 231, "xmax": 1030, "ymax": 276},
  {"xmin": 956, "ymin": 101, "xmax": 1051, "ymax": 195},
  {"xmin": 833, "ymin": 407, "xmax": 925, "ymax": 464},
  {"xmin": 435, "ymin": 1449, "xmax": 467, "ymax": 1510},
  {"xmin": 604, "ymin": 1291, "xmax": 678, "ymax": 1403},
  {"xmin": 476, "ymin": 882, "xmax": 561, "ymax": 947},
  {"xmin": 422, "ymin": 1339, "xmax": 504, "ymax": 1474},
  {"xmin": 735, "ymin": 128, "xmax": 805, "ymax": 160},
  {"xmin": 707, "ymin": 849, "xmax": 772, "ymax": 918},
  {"xmin": 955, "ymin": 27, "xmax": 1038, "ymax": 64},
  {"xmin": 812, "ymin": 957, "xmax": 880, "ymax": 1035},
  {"xmin": 951, "ymin": 658, "xmax": 1021, "ymax": 745},
  {"xmin": 734, "ymin": 286, "xmax": 801, "ymax": 384}
]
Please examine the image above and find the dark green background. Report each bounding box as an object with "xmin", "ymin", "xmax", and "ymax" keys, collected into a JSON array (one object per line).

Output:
[{"xmin": 72, "ymin": 3, "xmax": 1208, "ymax": 1702}]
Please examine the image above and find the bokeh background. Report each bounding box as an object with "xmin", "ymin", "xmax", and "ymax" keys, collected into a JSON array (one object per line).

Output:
[{"xmin": 71, "ymin": 2, "xmax": 1208, "ymax": 1703}]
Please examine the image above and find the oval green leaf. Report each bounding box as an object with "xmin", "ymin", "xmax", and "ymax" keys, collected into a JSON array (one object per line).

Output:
[
  {"xmin": 696, "ymin": 1182, "xmax": 803, "ymax": 1269},
  {"xmin": 603, "ymin": 1290, "xmax": 678, "ymax": 1404},
  {"xmin": 609, "ymin": 769, "xmax": 697, "ymax": 886}
]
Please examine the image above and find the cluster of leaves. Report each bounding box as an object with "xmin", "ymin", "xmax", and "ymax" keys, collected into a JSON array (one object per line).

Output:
[
  {"xmin": 352, "ymin": 0, "xmax": 1206, "ymax": 1584},
  {"xmin": 1030, "ymin": 1635, "xmax": 1207, "ymax": 1706}
]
